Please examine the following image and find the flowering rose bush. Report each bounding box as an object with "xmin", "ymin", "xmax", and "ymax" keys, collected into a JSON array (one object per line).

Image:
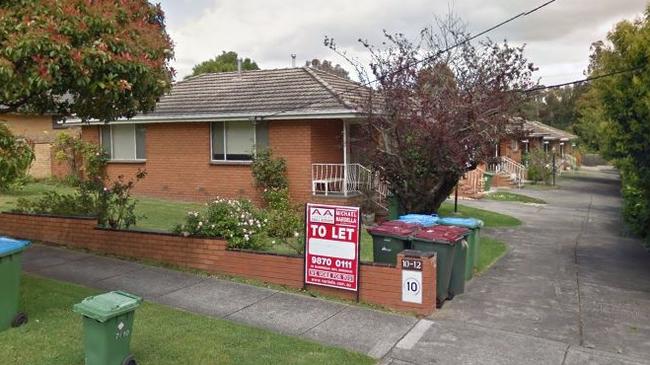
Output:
[{"xmin": 173, "ymin": 198, "xmax": 270, "ymax": 250}]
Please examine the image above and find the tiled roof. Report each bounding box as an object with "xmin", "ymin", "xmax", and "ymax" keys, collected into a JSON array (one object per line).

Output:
[
  {"xmin": 129, "ymin": 67, "xmax": 367, "ymax": 121},
  {"xmin": 524, "ymin": 120, "xmax": 577, "ymax": 141}
]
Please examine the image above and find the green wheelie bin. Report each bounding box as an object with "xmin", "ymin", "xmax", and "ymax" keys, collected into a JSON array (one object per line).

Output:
[
  {"xmin": 438, "ymin": 217, "xmax": 484, "ymax": 280},
  {"xmin": 73, "ymin": 291, "xmax": 143, "ymax": 365},
  {"xmin": 367, "ymin": 221, "xmax": 421, "ymax": 264},
  {"xmin": 411, "ymin": 225, "xmax": 469, "ymax": 307},
  {"xmin": 0, "ymin": 236, "xmax": 31, "ymax": 331}
]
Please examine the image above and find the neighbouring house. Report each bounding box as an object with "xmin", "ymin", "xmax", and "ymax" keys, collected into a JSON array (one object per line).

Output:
[
  {"xmin": 457, "ymin": 119, "xmax": 579, "ymax": 196},
  {"xmin": 74, "ymin": 67, "xmax": 385, "ymax": 207},
  {"xmin": 500, "ymin": 120, "xmax": 578, "ymax": 167},
  {"xmin": 0, "ymin": 113, "xmax": 78, "ymax": 179}
]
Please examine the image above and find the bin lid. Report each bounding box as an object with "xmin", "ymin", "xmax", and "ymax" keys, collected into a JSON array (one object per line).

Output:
[
  {"xmin": 73, "ymin": 291, "xmax": 142, "ymax": 323},
  {"xmin": 381, "ymin": 220, "xmax": 422, "ymax": 230},
  {"xmin": 412, "ymin": 225, "xmax": 469, "ymax": 244},
  {"xmin": 438, "ymin": 217, "xmax": 484, "ymax": 229},
  {"xmin": 368, "ymin": 222, "xmax": 420, "ymax": 238},
  {"xmin": 399, "ymin": 214, "xmax": 439, "ymax": 227},
  {"xmin": 0, "ymin": 237, "xmax": 31, "ymax": 257}
]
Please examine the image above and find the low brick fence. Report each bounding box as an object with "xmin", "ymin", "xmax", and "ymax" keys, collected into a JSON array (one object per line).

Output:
[{"xmin": 0, "ymin": 212, "xmax": 437, "ymax": 315}]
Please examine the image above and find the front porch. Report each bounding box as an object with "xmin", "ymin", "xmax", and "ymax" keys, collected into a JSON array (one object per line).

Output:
[{"xmin": 309, "ymin": 120, "xmax": 387, "ymax": 208}]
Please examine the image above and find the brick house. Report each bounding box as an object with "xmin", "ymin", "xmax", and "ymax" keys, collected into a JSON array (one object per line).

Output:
[
  {"xmin": 76, "ymin": 67, "xmax": 380, "ymax": 206},
  {"xmin": 458, "ymin": 119, "xmax": 579, "ymax": 195},
  {"xmin": 492, "ymin": 120, "xmax": 579, "ymax": 186},
  {"xmin": 0, "ymin": 113, "xmax": 78, "ymax": 179}
]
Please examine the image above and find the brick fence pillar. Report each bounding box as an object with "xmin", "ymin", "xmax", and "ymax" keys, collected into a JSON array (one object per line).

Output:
[{"xmin": 397, "ymin": 250, "xmax": 437, "ymax": 316}]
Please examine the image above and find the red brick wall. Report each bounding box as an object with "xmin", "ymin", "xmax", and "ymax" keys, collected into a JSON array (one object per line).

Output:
[
  {"xmin": 311, "ymin": 120, "xmax": 343, "ymax": 164},
  {"xmin": 268, "ymin": 121, "xmax": 312, "ymax": 204},
  {"xmin": 0, "ymin": 213, "xmax": 436, "ymax": 315},
  {"xmin": 82, "ymin": 120, "xmax": 354, "ymax": 206},
  {"xmin": 499, "ymin": 139, "xmax": 522, "ymax": 163}
]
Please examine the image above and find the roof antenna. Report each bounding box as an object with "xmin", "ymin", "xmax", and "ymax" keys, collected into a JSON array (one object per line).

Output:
[
  {"xmin": 237, "ymin": 58, "xmax": 242, "ymax": 75},
  {"xmin": 291, "ymin": 54, "xmax": 296, "ymax": 68}
]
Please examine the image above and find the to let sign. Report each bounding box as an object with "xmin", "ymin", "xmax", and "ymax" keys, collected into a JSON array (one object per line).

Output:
[{"xmin": 304, "ymin": 203, "xmax": 360, "ymax": 291}]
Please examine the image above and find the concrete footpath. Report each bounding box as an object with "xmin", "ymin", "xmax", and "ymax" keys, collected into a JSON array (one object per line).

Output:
[
  {"xmin": 22, "ymin": 167, "xmax": 650, "ymax": 364},
  {"xmin": 384, "ymin": 167, "xmax": 650, "ymax": 365},
  {"xmin": 23, "ymin": 244, "xmax": 418, "ymax": 359}
]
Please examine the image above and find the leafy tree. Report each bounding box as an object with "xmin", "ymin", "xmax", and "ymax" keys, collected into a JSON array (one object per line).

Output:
[
  {"xmin": 517, "ymin": 85, "xmax": 587, "ymax": 131},
  {"xmin": 0, "ymin": 0, "xmax": 174, "ymax": 122},
  {"xmin": 583, "ymin": 7, "xmax": 650, "ymax": 244},
  {"xmin": 305, "ymin": 59, "xmax": 350, "ymax": 79},
  {"xmin": 188, "ymin": 51, "xmax": 259, "ymax": 78},
  {"xmin": 572, "ymin": 87, "xmax": 609, "ymax": 152},
  {"xmin": 331, "ymin": 18, "xmax": 535, "ymax": 213},
  {"xmin": 0, "ymin": 123, "xmax": 34, "ymax": 191}
]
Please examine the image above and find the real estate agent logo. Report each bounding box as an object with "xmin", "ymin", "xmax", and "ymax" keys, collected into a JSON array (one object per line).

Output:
[{"xmin": 309, "ymin": 207, "xmax": 335, "ymax": 224}]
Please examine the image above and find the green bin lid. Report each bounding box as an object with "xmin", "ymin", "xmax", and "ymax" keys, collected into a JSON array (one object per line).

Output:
[{"xmin": 73, "ymin": 291, "xmax": 142, "ymax": 323}]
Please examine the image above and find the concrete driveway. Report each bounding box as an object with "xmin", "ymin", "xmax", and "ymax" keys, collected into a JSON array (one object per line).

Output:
[{"xmin": 384, "ymin": 167, "xmax": 650, "ymax": 365}]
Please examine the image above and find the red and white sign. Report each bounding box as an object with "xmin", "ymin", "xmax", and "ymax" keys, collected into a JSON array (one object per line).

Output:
[{"xmin": 305, "ymin": 203, "xmax": 360, "ymax": 291}]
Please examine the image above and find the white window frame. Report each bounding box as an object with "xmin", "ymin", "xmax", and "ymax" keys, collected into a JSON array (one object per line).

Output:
[
  {"xmin": 100, "ymin": 124, "xmax": 146, "ymax": 162},
  {"xmin": 210, "ymin": 121, "xmax": 258, "ymax": 163}
]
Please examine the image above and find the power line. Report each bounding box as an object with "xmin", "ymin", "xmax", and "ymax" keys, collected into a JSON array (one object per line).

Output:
[
  {"xmin": 263, "ymin": 0, "xmax": 558, "ymax": 118},
  {"xmin": 523, "ymin": 65, "xmax": 646, "ymax": 93}
]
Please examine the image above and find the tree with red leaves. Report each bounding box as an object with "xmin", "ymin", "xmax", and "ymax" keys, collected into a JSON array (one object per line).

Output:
[
  {"xmin": 333, "ymin": 18, "xmax": 536, "ymax": 213},
  {"xmin": 0, "ymin": 0, "xmax": 174, "ymax": 122}
]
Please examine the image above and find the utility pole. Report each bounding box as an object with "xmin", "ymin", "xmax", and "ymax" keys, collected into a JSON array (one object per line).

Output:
[{"xmin": 454, "ymin": 185, "xmax": 459, "ymax": 213}]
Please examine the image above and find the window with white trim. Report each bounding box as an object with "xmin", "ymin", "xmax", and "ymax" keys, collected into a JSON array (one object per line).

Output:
[
  {"xmin": 210, "ymin": 121, "xmax": 268, "ymax": 162},
  {"xmin": 100, "ymin": 124, "xmax": 146, "ymax": 161}
]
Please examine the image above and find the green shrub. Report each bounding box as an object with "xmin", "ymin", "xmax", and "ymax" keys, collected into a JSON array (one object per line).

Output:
[
  {"xmin": 15, "ymin": 191, "xmax": 96, "ymax": 217},
  {"xmin": 251, "ymin": 149, "xmax": 288, "ymax": 191},
  {"xmin": 527, "ymin": 149, "xmax": 552, "ymax": 184},
  {"xmin": 97, "ymin": 170, "xmax": 147, "ymax": 229},
  {"xmin": 173, "ymin": 198, "xmax": 270, "ymax": 251},
  {"xmin": 618, "ymin": 161, "xmax": 650, "ymax": 248},
  {"xmin": 251, "ymin": 149, "xmax": 304, "ymax": 254},
  {"xmin": 0, "ymin": 123, "xmax": 35, "ymax": 191},
  {"xmin": 263, "ymin": 188, "xmax": 304, "ymax": 253},
  {"xmin": 13, "ymin": 158, "xmax": 146, "ymax": 229}
]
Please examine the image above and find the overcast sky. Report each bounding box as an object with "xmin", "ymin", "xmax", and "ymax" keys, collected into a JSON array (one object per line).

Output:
[{"xmin": 157, "ymin": 0, "xmax": 648, "ymax": 85}]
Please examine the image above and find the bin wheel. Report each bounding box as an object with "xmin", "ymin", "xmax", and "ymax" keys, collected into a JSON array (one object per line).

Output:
[
  {"xmin": 436, "ymin": 299, "xmax": 444, "ymax": 309},
  {"xmin": 447, "ymin": 293, "xmax": 455, "ymax": 301},
  {"xmin": 11, "ymin": 312, "xmax": 28, "ymax": 328},
  {"xmin": 122, "ymin": 355, "xmax": 137, "ymax": 365}
]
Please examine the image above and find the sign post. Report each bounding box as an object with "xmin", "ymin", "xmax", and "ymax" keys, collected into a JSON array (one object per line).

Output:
[{"xmin": 304, "ymin": 203, "xmax": 360, "ymax": 292}]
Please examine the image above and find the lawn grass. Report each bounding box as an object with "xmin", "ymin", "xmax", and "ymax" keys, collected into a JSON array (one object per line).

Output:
[
  {"xmin": 484, "ymin": 191, "xmax": 546, "ymax": 204},
  {"xmin": 0, "ymin": 181, "xmax": 75, "ymax": 212},
  {"xmin": 0, "ymin": 181, "xmax": 202, "ymax": 231},
  {"xmin": 133, "ymin": 197, "xmax": 203, "ymax": 231},
  {"xmin": 438, "ymin": 201, "xmax": 522, "ymax": 228},
  {"xmin": 1, "ymin": 275, "xmax": 374, "ymax": 365},
  {"xmin": 476, "ymin": 236, "xmax": 508, "ymax": 274}
]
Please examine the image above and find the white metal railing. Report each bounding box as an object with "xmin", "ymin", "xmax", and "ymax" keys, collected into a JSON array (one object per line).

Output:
[
  {"xmin": 311, "ymin": 163, "xmax": 372, "ymax": 196},
  {"xmin": 488, "ymin": 156, "xmax": 527, "ymax": 188},
  {"xmin": 311, "ymin": 163, "xmax": 389, "ymax": 210}
]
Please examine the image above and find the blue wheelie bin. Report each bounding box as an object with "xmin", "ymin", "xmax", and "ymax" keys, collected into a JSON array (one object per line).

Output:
[{"xmin": 399, "ymin": 214, "xmax": 439, "ymax": 227}]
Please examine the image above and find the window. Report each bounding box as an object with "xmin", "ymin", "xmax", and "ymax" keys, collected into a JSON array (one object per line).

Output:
[
  {"xmin": 510, "ymin": 139, "xmax": 519, "ymax": 152},
  {"xmin": 211, "ymin": 121, "xmax": 268, "ymax": 162},
  {"xmin": 100, "ymin": 124, "xmax": 146, "ymax": 161}
]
